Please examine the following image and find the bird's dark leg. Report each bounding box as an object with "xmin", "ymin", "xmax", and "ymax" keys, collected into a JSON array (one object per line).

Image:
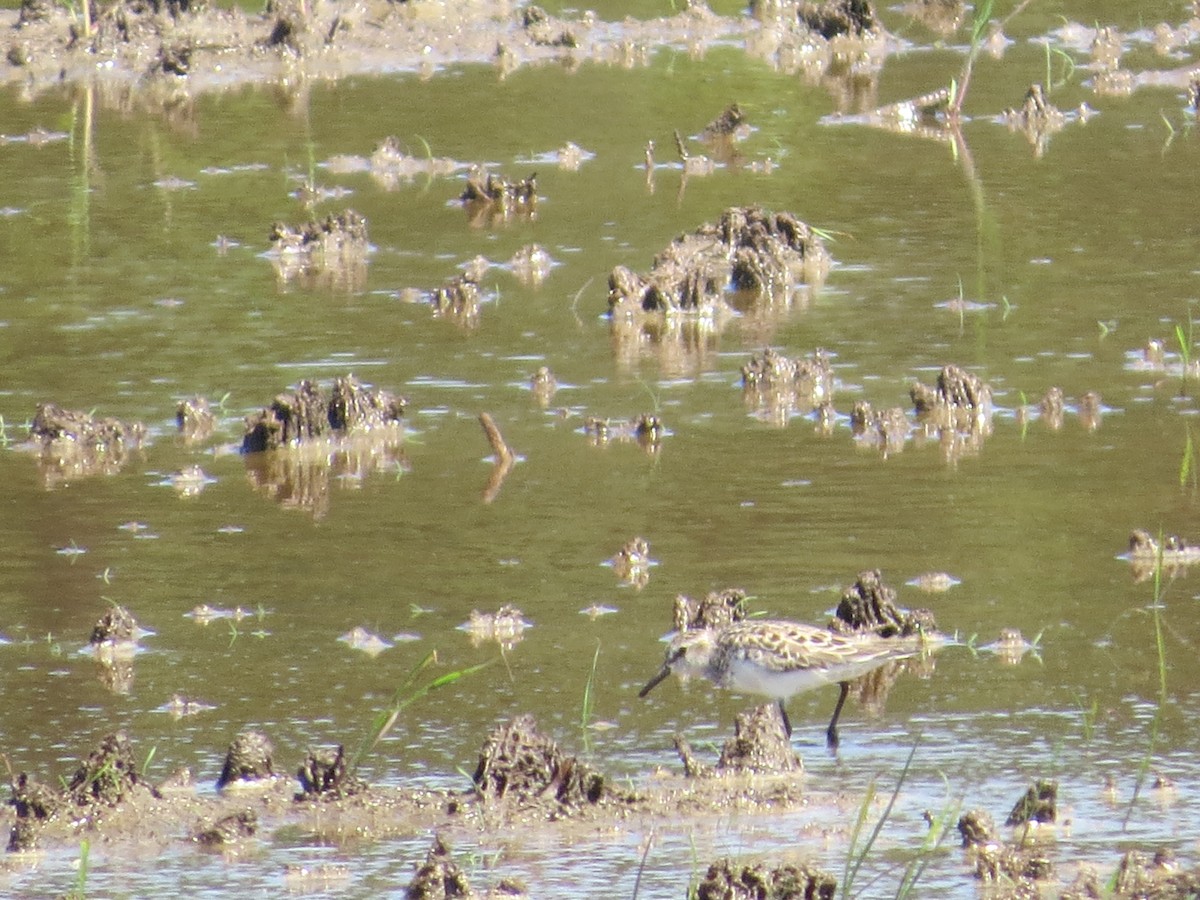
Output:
[
  {"xmin": 826, "ymin": 681, "xmax": 850, "ymax": 749},
  {"xmin": 777, "ymin": 699, "xmax": 792, "ymax": 737}
]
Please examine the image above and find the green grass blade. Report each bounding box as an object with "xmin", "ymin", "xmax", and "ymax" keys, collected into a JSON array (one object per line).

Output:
[{"xmin": 349, "ymin": 652, "xmax": 492, "ymax": 775}]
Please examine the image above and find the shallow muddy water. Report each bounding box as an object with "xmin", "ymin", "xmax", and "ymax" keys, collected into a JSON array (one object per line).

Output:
[{"xmin": 1, "ymin": 0, "xmax": 1200, "ymax": 895}]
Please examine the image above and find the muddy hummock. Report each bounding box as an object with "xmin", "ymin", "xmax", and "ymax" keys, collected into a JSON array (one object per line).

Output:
[
  {"xmin": 354, "ymin": 135, "xmax": 464, "ymax": 190},
  {"xmin": 429, "ymin": 272, "xmax": 483, "ymax": 329},
  {"xmin": 609, "ymin": 536, "xmax": 651, "ymax": 588},
  {"xmin": 25, "ymin": 401, "xmax": 146, "ymax": 484},
  {"xmin": 907, "ymin": 364, "xmax": 994, "ymax": 462},
  {"xmin": 406, "ymin": 835, "xmax": 474, "ymax": 899},
  {"xmin": 742, "ymin": 347, "xmax": 834, "ymax": 425},
  {"xmin": 583, "ymin": 414, "xmax": 665, "ymax": 453},
  {"xmin": 829, "ymin": 569, "xmax": 936, "ymax": 637},
  {"xmin": 268, "ymin": 209, "xmax": 369, "ymax": 289},
  {"xmin": 1037, "ymin": 386, "xmax": 1066, "ymax": 430},
  {"xmin": 671, "ymin": 703, "xmax": 801, "ymax": 778},
  {"xmin": 910, "ymin": 364, "xmax": 992, "ymax": 425},
  {"xmin": 1000, "ymin": 83, "xmax": 1069, "ymax": 157},
  {"xmin": 216, "ymin": 730, "xmax": 277, "ymax": 791},
  {"xmin": 608, "ymin": 207, "xmax": 831, "ymax": 321},
  {"xmin": 798, "ymin": 0, "xmax": 878, "ymax": 39},
  {"xmin": 295, "ymin": 745, "xmax": 367, "ymax": 802},
  {"xmin": 1126, "ymin": 528, "xmax": 1200, "ymax": 581},
  {"xmin": 242, "ymin": 374, "xmax": 406, "ymax": 453},
  {"xmin": 850, "ymin": 400, "xmax": 910, "ymax": 455},
  {"xmin": 459, "ymin": 166, "xmax": 538, "ymax": 225},
  {"xmin": 7, "ymin": 723, "xmax": 1195, "ymax": 894},
  {"xmin": 193, "ymin": 809, "xmax": 257, "ymax": 847},
  {"xmin": 89, "ymin": 603, "xmax": 140, "ymax": 646},
  {"xmin": 460, "ymin": 605, "xmax": 530, "ymax": 650},
  {"xmin": 695, "ymin": 857, "xmax": 837, "ymax": 900},
  {"xmin": 672, "ymin": 588, "xmax": 748, "ymax": 633},
  {"xmin": 470, "ymin": 714, "xmax": 623, "ymax": 811},
  {"xmin": 176, "ymin": 395, "xmax": 217, "ymax": 443},
  {"xmin": 529, "ymin": 365, "xmax": 558, "ymax": 408},
  {"xmin": 715, "ymin": 704, "xmax": 802, "ymax": 774},
  {"xmin": 700, "ymin": 102, "xmax": 752, "ymax": 144},
  {"xmin": 1106, "ymin": 848, "xmax": 1200, "ymax": 897},
  {"xmin": 1005, "ymin": 779, "xmax": 1057, "ymax": 827},
  {"xmin": 7, "ymin": 731, "xmax": 157, "ymax": 851},
  {"xmin": 405, "ymin": 835, "xmax": 529, "ymax": 900}
]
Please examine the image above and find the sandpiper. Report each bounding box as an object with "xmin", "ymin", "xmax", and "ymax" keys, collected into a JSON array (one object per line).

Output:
[{"xmin": 639, "ymin": 619, "xmax": 934, "ymax": 748}]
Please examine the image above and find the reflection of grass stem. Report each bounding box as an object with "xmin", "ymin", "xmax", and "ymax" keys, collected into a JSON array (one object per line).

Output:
[
  {"xmin": 1072, "ymin": 692, "xmax": 1098, "ymax": 742},
  {"xmin": 580, "ymin": 640, "xmax": 600, "ymax": 732},
  {"xmin": 897, "ymin": 779, "xmax": 961, "ymax": 898},
  {"xmin": 1123, "ymin": 538, "xmax": 1168, "ymax": 829},
  {"xmin": 1175, "ymin": 309, "xmax": 1193, "ymax": 391},
  {"xmin": 63, "ymin": 840, "xmax": 90, "ymax": 900},
  {"xmin": 1180, "ymin": 426, "xmax": 1197, "ymax": 492},
  {"xmin": 843, "ymin": 741, "xmax": 919, "ymax": 895},
  {"xmin": 630, "ymin": 830, "xmax": 654, "ymax": 900}
]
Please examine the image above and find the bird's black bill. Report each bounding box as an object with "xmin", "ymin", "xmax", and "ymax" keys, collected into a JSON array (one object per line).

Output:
[{"xmin": 638, "ymin": 665, "xmax": 671, "ymax": 698}]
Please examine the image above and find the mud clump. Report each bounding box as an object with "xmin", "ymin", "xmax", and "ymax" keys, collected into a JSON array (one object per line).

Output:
[
  {"xmin": 799, "ymin": 0, "xmax": 877, "ymax": 38},
  {"xmin": 461, "ymin": 605, "xmax": 530, "ymax": 650},
  {"xmin": 270, "ymin": 208, "xmax": 367, "ymax": 255},
  {"xmin": 695, "ymin": 858, "xmax": 837, "ymax": 900},
  {"xmin": 176, "ymin": 395, "xmax": 216, "ymax": 442},
  {"xmin": 673, "ymin": 703, "xmax": 800, "ymax": 778},
  {"xmin": 850, "ymin": 400, "xmax": 910, "ymax": 454},
  {"xmin": 1006, "ymin": 779, "xmax": 1057, "ymax": 826},
  {"xmin": 295, "ymin": 745, "xmax": 366, "ymax": 801},
  {"xmin": 830, "ymin": 569, "xmax": 936, "ymax": 637},
  {"xmin": 89, "ymin": 603, "xmax": 140, "ymax": 645},
  {"xmin": 715, "ymin": 704, "xmax": 802, "ymax": 774},
  {"xmin": 471, "ymin": 715, "xmax": 615, "ymax": 812},
  {"xmin": 1127, "ymin": 528, "xmax": 1200, "ymax": 581},
  {"xmin": 27, "ymin": 402, "xmax": 146, "ymax": 483},
  {"xmin": 368, "ymin": 135, "xmax": 461, "ymax": 188},
  {"xmin": 405, "ymin": 835, "xmax": 475, "ymax": 899},
  {"xmin": 6, "ymin": 773, "xmax": 60, "ymax": 851},
  {"xmin": 957, "ymin": 784, "xmax": 1059, "ymax": 888},
  {"xmin": 908, "ymin": 364, "xmax": 993, "ymax": 462},
  {"xmin": 430, "ymin": 273, "xmax": 482, "ymax": 329},
  {"xmin": 910, "ymin": 364, "xmax": 992, "ymax": 424},
  {"xmin": 459, "ymin": 166, "xmax": 537, "ymax": 224},
  {"xmin": 701, "ymin": 102, "xmax": 751, "ymax": 142},
  {"xmin": 609, "ymin": 536, "xmax": 651, "ymax": 588},
  {"xmin": 583, "ymin": 414, "xmax": 664, "ymax": 453},
  {"xmin": 268, "ymin": 209, "xmax": 369, "ymax": 288},
  {"xmin": 608, "ymin": 207, "xmax": 830, "ymax": 320},
  {"xmin": 193, "ymin": 809, "xmax": 258, "ymax": 847},
  {"xmin": 1001, "ymin": 83, "xmax": 1068, "ymax": 156},
  {"xmin": 673, "ymin": 588, "xmax": 748, "ymax": 632},
  {"xmin": 957, "ymin": 808, "xmax": 997, "ymax": 847},
  {"xmin": 242, "ymin": 374, "xmax": 406, "ymax": 453},
  {"xmin": 529, "ymin": 365, "xmax": 557, "ymax": 407},
  {"xmin": 8, "ymin": 731, "xmax": 157, "ymax": 850},
  {"xmin": 216, "ymin": 731, "xmax": 276, "ymax": 790},
  {"xmin": 742, "ymin": 347, "xmax": 834, "ymax": 425},
  {"xmin": 1111, "ymin": 848, "xmax": 1200, "ymax": 897},
  {"xmin": 1037, "ymin": 386, "xmax": 1065, "ymax": 429}
]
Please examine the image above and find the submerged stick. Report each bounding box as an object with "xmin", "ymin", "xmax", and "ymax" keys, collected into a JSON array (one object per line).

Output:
[
  {"xmin": 479, "ymin": 412, "xmax": 515, "ymax": 503},
  {"xmin": 479, "ymin": 413, "xmax": 513, "ymax": 466}
]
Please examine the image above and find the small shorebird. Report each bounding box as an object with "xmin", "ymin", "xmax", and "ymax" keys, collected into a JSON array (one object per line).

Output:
[{"xmin": 639, "ymin": 620, "xmax": 932, "ymax": 748}]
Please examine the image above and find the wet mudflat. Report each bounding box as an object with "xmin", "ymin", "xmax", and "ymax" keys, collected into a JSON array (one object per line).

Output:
[{"xmin": 1, "ymin": 0, "xmax": 1200, "ymax": 895}]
